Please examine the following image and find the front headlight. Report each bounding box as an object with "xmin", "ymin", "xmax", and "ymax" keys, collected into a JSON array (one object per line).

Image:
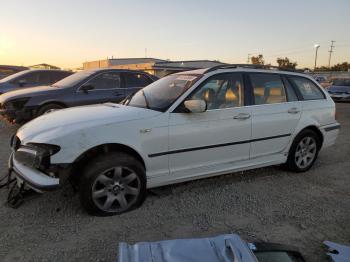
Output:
[{"xmin": 15, "ymin": 143, "xmax": 61, "ymax": 170}]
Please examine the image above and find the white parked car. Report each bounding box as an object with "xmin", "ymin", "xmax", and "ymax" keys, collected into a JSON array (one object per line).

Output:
[{"xmin": 9, "ymin": 65, "xmax": 340, "ymax": 215}]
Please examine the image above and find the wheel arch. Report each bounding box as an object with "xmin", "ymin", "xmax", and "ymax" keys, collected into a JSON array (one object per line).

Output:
[
  {"xmin": 70, "ymin": 143, "xmax": 146, "ymax": 182},
  {"xmin": 38, "ymin": 101, "xmax": 68, "ymax": 110},
  {"xmin": 295, "ymin": 125, "xmax": 324, "ymax": 147}
]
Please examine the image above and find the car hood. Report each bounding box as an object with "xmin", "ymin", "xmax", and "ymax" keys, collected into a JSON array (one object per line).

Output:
[
  {"xmin": 17, "ymin": 103, "xmax": 161, "ymax": 143},
  {"xmin": 0, "ymin": 85, "xmax": 60, "ymax": 102}
]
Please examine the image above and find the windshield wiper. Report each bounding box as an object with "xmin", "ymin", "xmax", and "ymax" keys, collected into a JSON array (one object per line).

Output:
[{"xmin": 121, "ymin": 91, "xmax": 137, "ymax": 105}]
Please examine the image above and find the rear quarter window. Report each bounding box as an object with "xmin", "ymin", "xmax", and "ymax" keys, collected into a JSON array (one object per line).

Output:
[{"xmin": 288, "ymin": 76, "xmax": 325, "ymax": 100}]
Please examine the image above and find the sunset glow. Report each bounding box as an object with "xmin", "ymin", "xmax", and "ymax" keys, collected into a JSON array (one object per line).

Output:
[{"xmin": 1, "ymin": 0, "xmax": 349, "ymax": 69}]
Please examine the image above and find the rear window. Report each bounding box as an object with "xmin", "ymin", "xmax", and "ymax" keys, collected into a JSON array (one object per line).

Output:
[{"xmin": 288, "ymin": 76, "xmax": 325, "ymax": 100}]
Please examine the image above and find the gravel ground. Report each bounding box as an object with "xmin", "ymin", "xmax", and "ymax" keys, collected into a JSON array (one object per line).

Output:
[{"xmin": 0, "ymin": 103, "xmax": 349, "ymax": 262}]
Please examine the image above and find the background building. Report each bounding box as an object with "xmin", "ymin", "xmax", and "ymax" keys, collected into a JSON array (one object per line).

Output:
[
  {"xmin": 83, "ymin": 58, "xmax": 226, "ymax": 78},
  {"xmin": 0, "ymin": 65, "xmax": 28, "ymax": 79},
  {"xmin": 29, "ymin": 63, "xmax": 61, "ymax": 70}
]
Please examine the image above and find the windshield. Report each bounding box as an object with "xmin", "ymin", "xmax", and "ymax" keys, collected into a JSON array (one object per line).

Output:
[
  {"xmin": 52, "ymin": 71, "xmax": 95, "ymax": 88},
  {"xmin": 0, "ymin": 70, "xmax": 31, "ymax": 83},
  {"xmin": 124, "ymin": 74, "xmax": 202, "ymax": 111},
  {"xmin": 332, "ymin": 79, "xmax": 350, "ymax": 86}
]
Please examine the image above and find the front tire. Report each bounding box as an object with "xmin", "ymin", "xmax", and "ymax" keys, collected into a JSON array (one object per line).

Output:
[
  {"xmin": 79, "ymin": 152, "xmax": 147, "ymax": 216},
  {"xmin": 286, "ymin": 129, "xmax": 321, "ymax": 172}
]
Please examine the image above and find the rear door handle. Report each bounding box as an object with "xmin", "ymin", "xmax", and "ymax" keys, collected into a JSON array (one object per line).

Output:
[
  {"xmin": 288, "ymin": 107, "xmax": 300, "ymax": 114},
  {"xmin": 233, "ymin": 113, "xmax": 251, "ymax": 120}
]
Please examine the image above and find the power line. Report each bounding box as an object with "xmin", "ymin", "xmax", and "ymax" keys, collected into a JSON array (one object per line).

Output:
[{"xmin": 328, "ymin": 40, "xmax": 335, "ymax": 68}]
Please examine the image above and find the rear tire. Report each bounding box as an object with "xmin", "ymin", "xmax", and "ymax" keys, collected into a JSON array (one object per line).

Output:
[
  {"xmin": 37, "ymin": 103, "xmax": 64, "ymax": 116},
  {"xmin": 79, "ymin": 152, "xmax": 147, "ymax": 216},
  {"xmin": 286, "ymin": 129, "xmax": 321, "ymax": 172}
]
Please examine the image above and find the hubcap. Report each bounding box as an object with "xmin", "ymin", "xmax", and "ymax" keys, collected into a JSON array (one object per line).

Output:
[
  {"xmin": 91, "ymin": 166, "xmax": 140, "ymax": 213},
  {"xmin": 295, "ymin": 137, "xmax": 317, "ymax": 169}
]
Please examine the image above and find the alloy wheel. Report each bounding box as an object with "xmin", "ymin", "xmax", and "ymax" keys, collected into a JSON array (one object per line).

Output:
[
  {"xmin": 295, "ymin": 136, "xmax": 317, "ymax": 169},
  {"xmin": 91, "ymin": 166, "xmax": 141, "ymax": 213}
]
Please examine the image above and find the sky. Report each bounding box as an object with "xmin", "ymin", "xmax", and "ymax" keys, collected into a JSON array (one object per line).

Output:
[{"xmin": 0, "ymin": 0, "xmax": 349, "ymax": 69}]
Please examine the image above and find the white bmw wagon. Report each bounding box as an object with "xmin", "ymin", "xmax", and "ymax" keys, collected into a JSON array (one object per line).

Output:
[{"xmin": 9, "ymin": 65, "xmax": 340, "ymax": 215}]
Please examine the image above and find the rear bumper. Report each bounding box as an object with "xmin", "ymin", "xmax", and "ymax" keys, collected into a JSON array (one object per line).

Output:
[
  {"xmin": 8, "ymin": 153, "xmax": 60, "ymax": 192},
  {"xmin": 320, "ymin": 122, "xmax": 341, "ymax": 148}
]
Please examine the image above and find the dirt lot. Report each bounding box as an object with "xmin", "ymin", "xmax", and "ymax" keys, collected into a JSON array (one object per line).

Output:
[{"xmin": 0, "ymin": 103, "xmax": 349, "ymax": 262}]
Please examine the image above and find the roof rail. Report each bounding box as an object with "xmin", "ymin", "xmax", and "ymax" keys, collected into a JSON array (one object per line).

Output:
[{"xmin": 204, "ymin": 64, "xmax": 300, "ymax": 74}]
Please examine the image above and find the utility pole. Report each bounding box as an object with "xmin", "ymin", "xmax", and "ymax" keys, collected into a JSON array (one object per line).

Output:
[
  {"xmin": 328, "ymin": 40, "xmax": 335, "ymax": 68},
  {"xmin": 247, "ymin": 54, "xmax": 251, "ymax": 64}
]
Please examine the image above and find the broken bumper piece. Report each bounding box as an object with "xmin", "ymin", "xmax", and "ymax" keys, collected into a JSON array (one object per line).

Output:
[{"xmin": 9, "ymin": 153, "xmax": 60, "ymax": 192}]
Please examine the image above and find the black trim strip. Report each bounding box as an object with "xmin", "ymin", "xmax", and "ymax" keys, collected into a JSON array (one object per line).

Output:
[
  {"xmin": 324, "ymin": 124, "xmax": 341, "ymax": 132},
  {"xmin": 148, "ymin": 133, "xmax": 291, "ymax": 158}
]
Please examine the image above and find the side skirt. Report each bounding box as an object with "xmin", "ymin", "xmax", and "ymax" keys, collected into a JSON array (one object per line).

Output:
[{"xmin": 147, "ymin": 153, "xmax": 287, "ymax": 189}]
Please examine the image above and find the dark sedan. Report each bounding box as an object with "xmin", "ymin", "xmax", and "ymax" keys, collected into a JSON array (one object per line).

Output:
[
  {"xmin": 327, "ymin": 79, "xmax": 350, "ymax": 102},
  {"xmin": 0, "ymin": 69, "xmax": 72, "ymax": 94},
  {"xmin": 0, "ymin": 69, "xmax": 157, "ymax": 123}
]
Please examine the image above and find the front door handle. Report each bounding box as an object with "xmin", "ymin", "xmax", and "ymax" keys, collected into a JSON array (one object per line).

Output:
[
  {"xmin": 233, "ymin": 113, "xmax": 251, "ymax": 120},
  {"xmin": 288, "ymin": 107, "xmax": 300, "ymax": 114}
]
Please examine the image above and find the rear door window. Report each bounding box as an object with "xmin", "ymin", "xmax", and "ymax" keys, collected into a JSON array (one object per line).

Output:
[
  {"xmin": 86, "ymin": 72, "xmax": 121, "ymax": 90},
  {"xmin": 288, "ymin": 76, "xmax": 325, "ymax": 100},
  {"xmin": 249, "ymin": 73, "xmax": 287, "ymax": 105},
  {"xmin": 124, "ymin": 73, "xmax": 153, "ymax": 88},
  {"xmin": 283, "ymin": 77, "xmax": 299, "ymax": 101}
]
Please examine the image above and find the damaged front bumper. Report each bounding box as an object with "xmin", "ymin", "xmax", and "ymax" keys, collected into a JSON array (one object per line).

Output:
[
  {"xmin": 9, "ymin": 152, "xmax": 60, "ymax": 192},
  {"xmin": 0, "ymin": 107, "xmax": 35, "ymax": 123}
]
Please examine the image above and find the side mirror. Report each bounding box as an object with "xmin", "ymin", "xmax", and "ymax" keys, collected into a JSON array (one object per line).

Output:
[
  {"xmin": 81, "ymin": 84, "xmax": 94, "ymax": 93},
  {"xmin": 18, "ymin": 79, "xmax": 27, "ymax": 87},
  {"xmin": 184, "ymin": 99, "xmax": 207, "ymax": 113}
]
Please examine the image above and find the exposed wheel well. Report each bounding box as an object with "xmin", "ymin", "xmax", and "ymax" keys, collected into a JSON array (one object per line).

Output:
[
  {"xmin": 39, "ymin": 101, "xmax": 67, "ymax": 110},
  {"xmin": 297, "ymin": 125, "xmax": 324, "ymax": 147},
  {"xmin": 70, "ymin": 143, "xmax": 146, "ymax": 184}
]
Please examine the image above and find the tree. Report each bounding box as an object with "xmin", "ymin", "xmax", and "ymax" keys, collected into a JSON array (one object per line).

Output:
[
  {"xmin": 315, "ymin": 62, "xmax": 350, "ymax": 71},
  {"xmin": 331, "ymin": 62, "xmax": 350, "ymax": 71},
  {"xmin": 251, "ymin": 54, "xmax": 264, "ymax": 65},
  {"xmin": 276, "ymin": 57, "xmax": 297, "ymax": 69}
]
